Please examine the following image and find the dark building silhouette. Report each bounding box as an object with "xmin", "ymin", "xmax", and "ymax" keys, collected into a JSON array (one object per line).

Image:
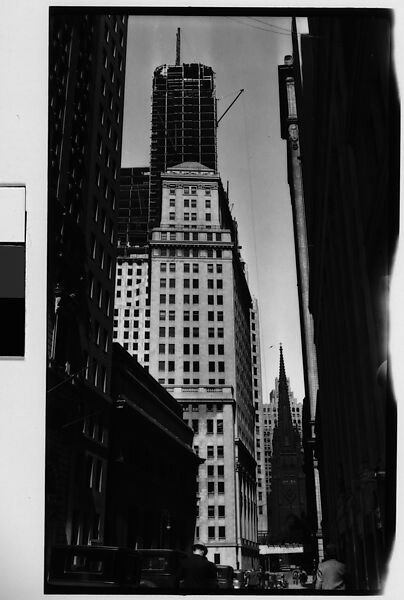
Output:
[
  {"xmin": 46, "ymin": 12, "xmax": 128, "ymax": 565},
  {"xmin": 149, "ymin": 63, "xmax": 217, "ymax": 229},
  {"xmin": 279, "ymin": 12, "xmax": 398, "ymax": 592},
  {"xmin": 269, "ymin": 347, "xmax": 307, "ymax": 544},
  {"xmin": 107, "ymin": 344, "xmax": 201, "ymax": 552}
]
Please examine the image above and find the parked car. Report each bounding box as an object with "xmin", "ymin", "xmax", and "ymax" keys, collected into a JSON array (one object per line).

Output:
[
  {"xmin": 232, "ymin": 569, "xmax": 246, "ymax": 589},
  {"xmin": 276, "ymin": 573, "xmax": 289, "ymax": 589},
  {"xmin": 46, "ymin": 544, "xmax": 142, "ymax": 593},
  {"xmin": 137, "ymin": 548, "xmax": 187, "ymax": 589},
  {"xmin": 216, "ymin": 564, "xmax": 234, "ymax": 589}
]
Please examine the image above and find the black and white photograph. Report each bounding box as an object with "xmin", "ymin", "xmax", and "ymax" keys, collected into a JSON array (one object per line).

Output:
[{"xmin": 0, "ymin": 3, "xmax": 402, "ymax": 598}]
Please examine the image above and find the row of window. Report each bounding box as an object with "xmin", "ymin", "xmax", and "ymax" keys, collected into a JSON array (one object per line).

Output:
[
  {"xmin": 160, "ymin": 278, "xmax": 224, "ymax": 291},
  {"xmin": 158, "ymin": 361, "xmax": 226, "ymax": 373},
  {"xmin": 89, "ymin": 236, "xmax": 113, "ymax": 277},
  {"xmin": 84, "ymin": 358, "xmax": 108, "ymax": 394},
  {"xmin": 114, "ymin": 308, "xmax": 149, "ymax": 317},
  {"xmin": 159, "ymin": 294, "xmax": 224, "ymax": 306},
  {"xmin": 206, "ymin": 482, "xmax": 225, "ymax": 495},
  {"xmin": 86, "ymin": 453, "xmax": 104, "ymax": 493},
  {"xmin": 114, "ymin": 319, "xmax": 149, "ymax": 331},
  {"xmin": 183, "ymin": 403, "xmax": 223, "ymax": 412},
  {"xmin": 195, "ymin": 445, "xmax": 224, "ymax": 459},
  {"xmin": 158, "ymin": 317, "xmax": 225, "ymax": 340},
  {"xmin": 155, "ymin": 248, "xmax": 224, "ymax": 258},
  {"xmin": 100, "ymin": 75, "xmax": 123, "ymax": 107},
  {"xmin": 207, "ymin": 505, "xmax": 225, "ymax": 518},
  {"xmin": 174, "ymin": 344, "xmax": 225, "ymax": 355},
  {"xmin": 160, "ymin": 263, "xmax": 223, "ymax": 274},
  {"xmin": 159, "ymin": 231, "xmax": 222, "ymax": 242},
  {"xmin": 168, "ymin": 198, "xmax": 212, "ymax": 209},
  {"xmin": 116, "ymin": 265, "xmax": 144, "ymax": 277},
  {"xmin": 205, "ymin": 464, "xmax": 225, "ymax": 478},
  {"xmin": 82, "ymin": 415, "xmax": 106, "ymax": 446},
  {"xmin": 104, "ymin": 16, "xmax": 126, "ymax": 45},
  {"xmin": 168, "ymin": 211, "xmax": 212, "ymax": 223},
  {"xmin": 98, "ymin": 103, "xmax": 121, "ymax": 148},
  {"xmin": 158, "ymin": 378, "xmax": 226, "ymax": 385},
  {"xmin": 93, "ymin": 321, "xmax": 109, "ymax": 353},
  {"xmin": 116, "ymin": 277, "xmax": 143, "ymax": 287},
  {"xmin": 187, "ymin": 419, "xmax": 224, "ymax": 434},
  {"xmin": 88, "ymin": 275, "xmax": 111, "ymax": 315},
  {"xmin": 95, "ymin": 166, "xmax": 116, "ymax": 209},
  {"xmin": 71, "ymin": 510, "xmax": 101, "ymax": 546},
  {"xmin": 92, "ymin": 196, "xmax": 115, "ymax": 239},
  {"xmin": 168, "ymin": 185, "xmax": 209, "ymax": 195},
  {"xmin": 116, "ymin": 289, "xmax": 148, "ymax": 299}
]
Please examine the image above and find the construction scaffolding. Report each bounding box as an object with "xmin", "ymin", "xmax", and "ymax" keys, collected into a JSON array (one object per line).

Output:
[
  {"xmin": 117, "ymin": 167, "xmax": 150, "ymax": 250},
  {"xmin": 149, "ymin": 63, "xmax": 217, "ymax": 230}
]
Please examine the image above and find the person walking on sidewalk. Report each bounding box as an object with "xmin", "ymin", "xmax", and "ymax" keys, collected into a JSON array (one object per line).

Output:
[
  {"xmin": 178, "ymin": 543, "xmax": 217, "ymax": 590},
  {"xmin": 315, "ymin": 543, "xmax": 346, "ymax": 590}
]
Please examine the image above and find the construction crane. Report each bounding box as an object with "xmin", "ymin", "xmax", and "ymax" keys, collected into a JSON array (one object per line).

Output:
[
  {"xmin": 216, "ymin": 89, "xmax": 245, "ymax": 127},
  {"xmin": 175, "ymin": 27, "xmax": 244, "ymax": 127}
]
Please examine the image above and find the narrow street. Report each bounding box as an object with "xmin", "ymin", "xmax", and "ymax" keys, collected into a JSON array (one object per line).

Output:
[{"xmin": 284, "ymin": 570, "xmax": 314, "ymax": 590}]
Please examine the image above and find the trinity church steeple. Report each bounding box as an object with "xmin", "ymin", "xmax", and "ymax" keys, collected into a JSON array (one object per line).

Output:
[
  {"xmin": 269, "ymin": 346, "xmax": 308, "ymax": 544},
  {"xmin": 272, "ymin": 345, "xmax": 302, "ymax": 453}
]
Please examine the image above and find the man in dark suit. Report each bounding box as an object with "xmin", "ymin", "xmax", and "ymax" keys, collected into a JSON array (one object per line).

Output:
[
  {"xmin": 315, "ymin": 543, "xmax": 346, "ymax": 590},
  {"xmin": 178, "ymin": 543, "xmax": 218, "ymax": 590}
]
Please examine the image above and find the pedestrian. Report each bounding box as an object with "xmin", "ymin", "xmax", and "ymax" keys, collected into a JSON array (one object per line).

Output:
[
  {"xmin": 299, "ymin": 568, "xmax": 308, "ymax": 585},
  {"xmin": 178, "ymin": 543, "xmax": 218, "ymax": 590},
  {"xmin": 257, "ymin": 566, "xmax": 265, "ymax": 589},
  {"xmin": 292, "ymin": 568, "xmax": 299, "ymax": 585},
  {"xmin": 247, "ymin": 569, "xmax": 260, "ymax": 589},
  {"xmin": 315, "ymin": 543, "xmax": 346, "ymax": 590}
]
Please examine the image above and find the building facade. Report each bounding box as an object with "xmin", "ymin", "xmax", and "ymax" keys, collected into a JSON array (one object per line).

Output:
[
  {"xmin": 279, "ymin": 13, "xmax": 398, "ymax": 591},
  {"xmin": 113, "ymin": 246, "xmax": 150, "ymax": 367},
  {"xmin": 278, "ymin": 42, "xmax": 323, "ymax": 563},
  {"xmin": 46, "ymin": 12, "xmax": 128, "ymax": 565},
  {"xmin": 117, "ymin": 166, "xmax": 150, "ymax": 247},
  {"xmin": 250, "ymin": 300, "xmax": 269, "ymax": 542},
  {"xmin": 145, "ymin": 161, "xmax": 258, "ymax": 569},
  {"xmin": 107, "ymin": 344, "xmax": 201, "ymax": 552}
]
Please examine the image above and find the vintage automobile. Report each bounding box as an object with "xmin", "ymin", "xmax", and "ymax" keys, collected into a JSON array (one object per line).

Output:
[
  {"xmin": 216, "ymin": 564, "xmax": 234, "ymax": 589},
  {"xmin": 232, "ymin": 569, "xmax": 246, "ymax": 589},
  {"xmin": 46, "ymin": 544, "xmax": 142, "ymax": 593},
  {"xmin": 276, "ymin": 573, "xmax": 289, "ymax": 589},
  {"xmin": 137, "ymin": 548, "xmax": 187, "ymax": 589}
]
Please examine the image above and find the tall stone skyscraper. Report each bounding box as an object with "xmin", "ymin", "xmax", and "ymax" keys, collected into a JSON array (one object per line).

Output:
[
  {"xmin": 47, "ymin": 9, "xmax": 127, "ymax": 561},
  {"xmin": 149, "ymin": 63, "xmax": 217, "ymax": 229},
  {"xmin": 269, "ymin": 346, "xmax": 307, "ymax": 544},
  {"xmin": 250, "ymin": 299, "xmax": 268, "ymax": 540},
  {"xmin": 147, "ymin": 161, "xmax": 257, "ymax": 569}
]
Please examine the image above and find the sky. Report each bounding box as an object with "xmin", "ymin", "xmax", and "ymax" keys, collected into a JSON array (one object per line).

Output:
[{"xmin": 121, "ymin": 13, "xmax": 306, "ymax": 401}]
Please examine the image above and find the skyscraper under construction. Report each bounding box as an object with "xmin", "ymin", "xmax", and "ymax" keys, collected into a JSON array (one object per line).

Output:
[{"xmin": 149, "ymin": 62, "xmax": 217, "ymax": 229}]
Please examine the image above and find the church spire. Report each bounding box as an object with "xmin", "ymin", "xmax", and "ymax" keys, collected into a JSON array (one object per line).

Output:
[
  {"xmin": 278, "ymin": 345, "xmax": 292, "ymax": 426},
  {"xmin": 273, "ymin": 345, "xmax": 297, "ymax": 449}
]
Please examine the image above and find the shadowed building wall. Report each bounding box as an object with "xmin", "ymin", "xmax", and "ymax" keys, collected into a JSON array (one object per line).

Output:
[{"xmin": 283, "ymin": 12, "xmax": 398, "ymax": 592}]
